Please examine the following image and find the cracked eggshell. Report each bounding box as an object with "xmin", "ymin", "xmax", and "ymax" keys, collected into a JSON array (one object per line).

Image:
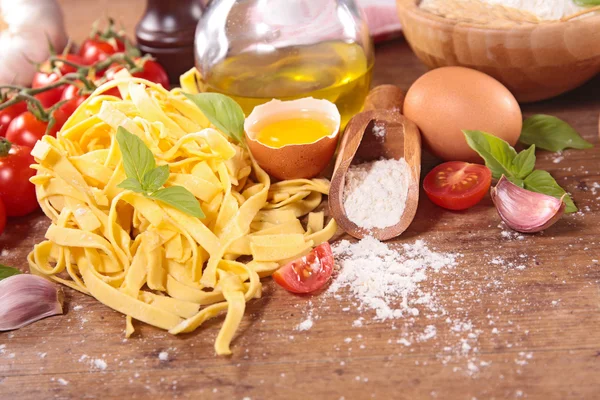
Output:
[{"xmin": 245, "ymin": 98, "xmax": 341, "ymax": 180}]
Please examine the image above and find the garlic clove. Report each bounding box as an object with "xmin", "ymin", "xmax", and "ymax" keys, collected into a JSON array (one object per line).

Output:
[
  {"xmin": 0, "ymin": 274, "xmax": 64, "ymax": 331},
  {"xmin": 490, "ymin": 176, "xmax": 565, "ymax": 233}
]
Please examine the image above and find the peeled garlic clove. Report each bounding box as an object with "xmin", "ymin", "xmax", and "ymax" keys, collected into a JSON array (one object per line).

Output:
[
  {"xmin": 490, "ymin": 176, "xmax": 565, "ymax": 233},
  {"xmin": 0, "ymin": 274, "xmax": 64, "ymax": 331}
]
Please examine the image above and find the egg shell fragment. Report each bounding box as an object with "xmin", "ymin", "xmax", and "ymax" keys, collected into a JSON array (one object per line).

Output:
[
  {"xmin": 404, "ymin": 66, "xmax": 522, "ymax": 163},
  {"xmin": 245, "ymin": 98, "xmax": 341, "ymax": 180}
]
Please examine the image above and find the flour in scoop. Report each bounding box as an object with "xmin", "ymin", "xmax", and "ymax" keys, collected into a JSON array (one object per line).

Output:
[{"xmin": 343, "ymin": 158, "xmax": 410, "ymax": 229}]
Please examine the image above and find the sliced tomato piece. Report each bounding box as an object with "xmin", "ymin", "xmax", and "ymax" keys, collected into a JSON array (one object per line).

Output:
[
  {"xmin": 272, "ymin": 243, "xmax": 334, "ymax": 294},
  {"xmin": 423, "ymin": 161, "xmax": 492, "ymax": 211}
]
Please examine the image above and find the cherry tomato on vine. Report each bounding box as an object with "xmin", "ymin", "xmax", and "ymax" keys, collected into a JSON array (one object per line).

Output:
[
  {"xmin": 79, "ymin": 36, "xmax": 125, "ymax": 65},
  {"xmin": 105, "ymin": 59, "xmax": 170, "ymax": 90},
  {"xmin": 57, "ymin": 97, "xmax": 84, "ymax": 120},
  {"xmin": 423, "ymin": 161, "xmax": 492, "ymax": 211},
  {"xmin": 0, "ymin": 139, "xmax": 38, "ymax": 217},
  {"xmin": 60, "ymin": 83, "xmax": 90, "ymax": 111},
  {"xmin": 0, "ymin": 101, "xmax": 27, "ymax": 138},
  {"xmin": 0, "ymin": 197, "xmax": 6, "ymax": 235},
  {"xmin": 5, "ymin": 108, "xmax": 69, "ymax": 149},
  {"xmin": 32, "ymin": 54, "xmax": 86, "ymax": 107},
  {"xmin": 273, "ymin": 243, "xmax": 334, "ymax": 294}
]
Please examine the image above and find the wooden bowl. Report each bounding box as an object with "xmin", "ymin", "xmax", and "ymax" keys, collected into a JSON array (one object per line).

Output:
[{"xmin": 396, "ymin": 0, "xmax": 600, "ymax": 102}]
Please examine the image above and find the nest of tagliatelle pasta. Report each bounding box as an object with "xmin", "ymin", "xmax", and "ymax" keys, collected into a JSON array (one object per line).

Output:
[{"xmin": 26, "ymin": 74, "xmax": 336, "ymax": 355}]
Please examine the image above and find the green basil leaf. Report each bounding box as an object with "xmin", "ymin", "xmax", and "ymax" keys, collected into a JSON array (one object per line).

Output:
[
  {"xmin": 148, "ymin": 186, "xmax": 205, "ymax": 218},
  {"xmin": 117, "ymin": 177, "xmax": 144, "ymax": 193},
  {"xmin": 520, "ymin": 114, "xmax": 593, "ymax": 152},
  {"xmin": 508, "ymin": 176, "xmax": 524, "ymax": 188},
  {"xmin": 116, "ymin": 126, "xmax": 156, "ymax": 183},
  {"xmin": 524, "ymin": 170, "xmax": 577, "ymax": 213},
  {"xmin": 143, "ymin": 165, "xmax": 170, "ymax": 192},
  {"xmin": 184, "ymin": 93, "xmax": 245, "ymax": 144},
  {"xmin": 463, "ymin": 130, "xmax": 518, "ymax": 180},
  {"xmin": 511, "ymin": 145, "xmax": 536, "ymax": 179},
  {"xmin": 575, "ymin": 0, "xmax": 600, "ymax": 6},
  {"xmin": 0, "ymin": 264, "xmax": 22, "ymax": 281}
]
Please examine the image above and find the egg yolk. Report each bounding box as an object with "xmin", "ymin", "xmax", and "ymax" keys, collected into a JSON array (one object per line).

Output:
[{"xmin": 255, "ymin": 118, "xmax": 331, "ymax": 148}]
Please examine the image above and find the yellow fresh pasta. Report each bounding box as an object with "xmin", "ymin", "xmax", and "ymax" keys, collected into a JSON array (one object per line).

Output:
[{"xmin": 27, "ymin": 76, "xmax": 336, "ymax": 355}]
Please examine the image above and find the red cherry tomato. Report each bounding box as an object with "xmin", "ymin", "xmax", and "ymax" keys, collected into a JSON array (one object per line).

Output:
[
  {"xmin": 60, "ymin": 83, "xmax": 89, "ymax": 113},
  {"xmin": 6, "ymin": 112, "xmax": 51, "ymax": 149},
  {"xmin": 273, "ymin": 243, "xmax": 334, "ymax": 294},
  {"xmin": 79, "ymin": 37, "xmax": 125, "ymax": 65},
  {"xmin": 0, "ymin": 197, "xmax": 6, "ymax": 236},
  {"xmin": 423, "ymin": 161, "xmax": 492, "ymax": 211},
  {"xmin": 0, "ymin": 101, "xmax": 27, "ymax": 137},
  {"xmin": 105, "ymin": 59, "xmax": 170, "ymax": 90},
  {"xmin": 32, "ymin": 54, "xmax": 86, "ymax": 107},
  {"xmin": 0, "ymin": 139, "xmax": 38, "ymax": 217},
  {"xmin": 5, "ymin": 107, "xmax": 69, "ymax": 149},
  {"xmin": 57, "ymin": 97, "xmax": 84, "ymax": 120}
]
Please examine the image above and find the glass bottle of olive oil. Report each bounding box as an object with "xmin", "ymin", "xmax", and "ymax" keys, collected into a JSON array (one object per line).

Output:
[
  {"xmin": 203, "ymin": 41, "xmax": 373, "ymax": 128},
  {"xmin": 195, "ymin": 0, "xmax": 374, "ymax": 128}
]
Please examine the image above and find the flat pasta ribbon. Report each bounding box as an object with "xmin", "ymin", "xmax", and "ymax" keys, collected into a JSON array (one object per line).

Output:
[{"xmin": 27, "ymin": 76, "xmax": 336, "ymax": 355}]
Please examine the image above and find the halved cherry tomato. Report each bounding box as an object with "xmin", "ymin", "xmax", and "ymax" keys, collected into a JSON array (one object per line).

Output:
[
  {"xmin": 5, "ymin": 107, "xmax": 69, "ymax": 149},
  {"xmin": 0, "ymin": 197, "xmax": 6, "ymax": 236},
  {"xmin": 105, "ymin": 59, "xmax": 170, "ymax": 90},
  {"xmin": 79, "ymin": 36, "xmax": 125, "ymax": 65},
  {"xmin": 32, "ymin": 54, "xmax": 86, "ymax": 107},
  {"xmin": 423, "ymin": 161, "xmax": 492, "ymax": 211},
  {"xmin": 0, "ymin": 139, "xmax": 38, "ymax": 217},
  {"xmin": 273, "ymin": 243, "xmax": 334, "ymax": 294},
  {"xmin": 0, "ymin": 101, "xmax": 27, "ymax": 138}
]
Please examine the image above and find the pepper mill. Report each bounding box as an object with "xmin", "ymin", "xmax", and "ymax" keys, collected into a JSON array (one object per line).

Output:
[{"xmin": 135, "ymin": 0, "xmax": 204, "ymax": 84}]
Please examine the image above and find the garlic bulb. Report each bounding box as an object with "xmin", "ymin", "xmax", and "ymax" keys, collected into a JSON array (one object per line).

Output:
[
  {"xmin": 0, "ymin": 274, "xmax": 64, "ymax": 331},
  {"xmin": 491, "ymin": 176, "xmax": 566, "ymax": 233},
  {"xmin": 0, "ymin": 0, "xmax": 68, "ymax": 86}
]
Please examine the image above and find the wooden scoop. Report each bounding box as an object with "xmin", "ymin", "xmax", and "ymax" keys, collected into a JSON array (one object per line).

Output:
[{"xmin": 329, "ymin": 85, "xmax": 421, "ymax": 241}]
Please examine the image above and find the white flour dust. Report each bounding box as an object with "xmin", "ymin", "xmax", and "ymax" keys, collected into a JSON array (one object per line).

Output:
[
  {"xmin": 343, "ymin": 158, "xmax": 410, "ymax": 230},
  {"xmin": 329, "ymin": 237, "xmax": 458, "ymax": 320}
]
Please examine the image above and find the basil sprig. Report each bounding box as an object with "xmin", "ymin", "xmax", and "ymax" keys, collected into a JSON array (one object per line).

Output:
[
  {"xmin": 184, "ymin": 93, "xmax": 245, "ymax": 144},
  {"xmin": 116, "ymin": 127, "xmax": 205, "ymax": 218},
  {"xmin": 0, "ymin": 264, "xmax": 22, "ymax": 281},
  {"xmin": 574, "ymin": 0, "xmax": 600, "ymax": 6},
  {"xmin": 519, "ymin": 114, "xmax": 593, "ymax": 152},
  {"xmin": 464, "ymin": 130, "xmax": 577, "ymax": 213}
]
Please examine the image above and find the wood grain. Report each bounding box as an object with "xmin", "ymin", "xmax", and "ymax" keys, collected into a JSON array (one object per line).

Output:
[
  {"xmin": 2, "ymin": 3, "xmax": 600, "ymax": 399},
  {"xmin": 396, "ymin": 0, "xmax": 600, "ymax": 103},
  {"xmin": 329, "ymin": 85, "xmax": 421, "ymax": 240}
]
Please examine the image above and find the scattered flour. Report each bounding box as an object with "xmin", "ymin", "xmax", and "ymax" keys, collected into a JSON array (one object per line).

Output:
[
  {"xmin": 57, "ymin": 378, "xmax": 69, "ymax": 386},
  {"xmin": 296, "ymin": 318, "xmax": 313, "ymax": 331},
  {"xmin": 343, "ymin": 158, "xmax": 410, "ymax": 230},
  {"xmin": 92, "ymin": 358, "xmax": 107, "ymax": 370},
  {"xmin": 372, "ymin": 122, "xmax": 386, "ymax": 140},
  {"xmin": 158, "ymin": 351, "xmax": 169, "ymax": 361},
  {"xmin": 330, "ymin": 237, "xmax": 458, "ymax": 320}
]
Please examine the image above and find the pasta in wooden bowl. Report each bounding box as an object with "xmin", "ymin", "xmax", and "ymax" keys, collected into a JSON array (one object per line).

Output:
[{"xmin": 396, "ymin": 0, "xmax": 600, "ymax": 102}]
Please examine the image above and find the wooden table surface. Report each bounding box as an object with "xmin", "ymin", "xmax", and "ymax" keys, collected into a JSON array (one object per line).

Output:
[{"xmin": 2, "ymin": 3, "xmax": 600, "ymax": 400}]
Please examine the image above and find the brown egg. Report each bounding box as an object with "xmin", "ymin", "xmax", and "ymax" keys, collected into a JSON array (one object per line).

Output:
[
  {"xmin": 245, "ymin": 98, "xmax": 340, "ymax": 180},
  {"xmin": 404, "ymin": 66, "xmax": 522, "ymax": 163}
]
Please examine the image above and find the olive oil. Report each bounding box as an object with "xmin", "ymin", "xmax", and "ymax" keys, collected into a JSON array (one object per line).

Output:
[{"xmin": 203, "ymin": 41, "xmax": 373, "ymax": 128}]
